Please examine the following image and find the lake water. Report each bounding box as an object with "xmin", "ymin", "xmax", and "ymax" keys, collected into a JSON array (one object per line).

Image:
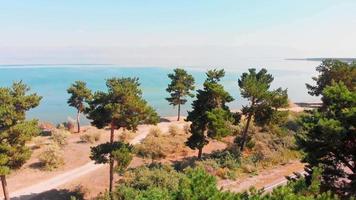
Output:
[{"xmin": 0, "ymin": 61, "xmax": 320, "ymax": 124}]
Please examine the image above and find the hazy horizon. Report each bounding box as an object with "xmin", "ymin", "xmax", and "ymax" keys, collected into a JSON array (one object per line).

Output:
[{"xmin": 1, "ymin": 1, "xmax": 355, "ymax": 66}]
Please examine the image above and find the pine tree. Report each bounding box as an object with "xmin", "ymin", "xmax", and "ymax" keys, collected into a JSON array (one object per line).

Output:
[
  {"xmin": 67, "ymin": 81, "xmax": 92, "ymax": 133},
  {"xmin": 0, "ymin": 82, "xmax": 41, "ymax": 200},
  {"xmin": 306, "ymin": 59, "xmax": 356, "ymax": 96},
  {"xmin": 166, "ymin": 68, "xmax": 195, "ymax": 121},
  {"xmin": 186, "ymin": 69, "xmax": 237, "ymax": 159},
  {"xmin": 238, "ymin": 68, "xmax": 288, "ymax": 151},
  {"xmin": 298, "ymin": 82, "xmax": 356, "ymax": 197},
  {"xmin": 85, "ymin": 77, "xmax": 159, "ymax": 193}
]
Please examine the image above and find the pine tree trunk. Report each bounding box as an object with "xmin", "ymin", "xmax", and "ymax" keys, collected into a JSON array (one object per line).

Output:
[
  {"xmin": 177, "ymin": 103, "xmax": 181, "ymax": 121},
  {"xmin": 240, "ymin": 113, "xmax": 252, "ymax": 151},
  {"xmin": 1, "ymin": 175, "xmax": 9, "ymax": 200},
  {"xmin": 197, "ymin": 147, "xmax": 203, "ymax": 159},
  {"xmin": 109, "ymin": 122, "xmax": 115, "ymax": 194},
  {"xmin": 76, "ymin": 110, "xmax": 81, "ymax": 133}
]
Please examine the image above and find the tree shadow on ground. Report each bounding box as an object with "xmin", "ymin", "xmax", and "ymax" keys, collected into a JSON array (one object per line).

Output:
[
  {"xmin": 12, "ymin": 187, "xmax": 85, "ymax": 200},
  {"xmin": 28, "ymin": 161, "xmax": 44, "ymax": 170},
  {"xmin": 171, "ymin": 152, "xmax": 214, "ymax": 171}
]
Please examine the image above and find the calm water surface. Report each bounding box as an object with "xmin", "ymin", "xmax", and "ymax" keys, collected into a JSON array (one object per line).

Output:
[{"xmin": 0, "ymin": 63, "xmax": 320, "ymax": 124}]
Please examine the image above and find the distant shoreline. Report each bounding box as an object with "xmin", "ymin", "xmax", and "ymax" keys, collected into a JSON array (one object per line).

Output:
[{"xmin": 286, "ymin": 58, "xmax": 356, "ymax": 63}]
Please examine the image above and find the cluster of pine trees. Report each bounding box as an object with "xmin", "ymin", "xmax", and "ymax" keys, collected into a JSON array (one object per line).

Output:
[{"xmin": 0, "ymin": 59, "xmax": 355, "ymax": 199}]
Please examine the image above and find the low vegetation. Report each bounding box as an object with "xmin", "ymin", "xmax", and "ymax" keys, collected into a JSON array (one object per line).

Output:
[
  {"xmin": 52, "ymin": 129, "xmax": 71, "ymax": 147},
  {"xmin": 97, "ymin": 164, "xmax": 339, "ymax": 200},
  {"xmin": 80, "ymin": 132, "xmax": 101, "ymax": 144},
  {"xmin": 39, "ymin": 143, "xmax": 65, "ymax": 170},
  {"xmin": 136, "ymin": 127, "xmax": 188, "ymax": 161}
]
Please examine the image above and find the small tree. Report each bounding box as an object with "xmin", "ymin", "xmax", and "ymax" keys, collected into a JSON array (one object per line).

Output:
[
  {"xmin": 67, "ymin": 81, "xmax": 92, "ymax": 133},
  {"xmin": 186, "ymin": 69, "xmax": 238, "ymax": 159},
  {"xmin": 166, "ymin": 68, "xmax": 195, "ymax": 121},
  {"xmin": 0, "ymin": 82, "xmax": 41, "ymax": 200},
  {"xmin": 86, "ymin": 77, "xmax": 159, "ymax": 193},
  {"xmin": 238, "ymin": 68, "xmax": 288, "ymax": 151}
]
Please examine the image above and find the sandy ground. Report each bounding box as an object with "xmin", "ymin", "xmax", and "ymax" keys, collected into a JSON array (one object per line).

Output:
[
  {"xmin": 3, "ymin": 103, "xmax": 310, "ymax": 199},
  {"xmin": 5, "ymin": 117, "xmax": 189, "ymax": 199}
]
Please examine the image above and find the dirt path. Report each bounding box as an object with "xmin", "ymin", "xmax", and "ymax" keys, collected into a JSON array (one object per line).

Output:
[
  {"xmin": 219, "ymin": 161, "xmax": 305, "ymax": 193},
  {"xmin": 8, "ymin": 118, "xmax": 186, "ymax": 200}
]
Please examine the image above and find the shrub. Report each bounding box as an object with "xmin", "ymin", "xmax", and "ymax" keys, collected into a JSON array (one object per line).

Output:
[
  {"xmin": 136, "ymin": 131, "xmax": 187, "ymax": 160},
  {"xmin": 148, "ymin": 127, "xmax": 162, "ymax": 137},
  {"xmin": 118, "ymin": 130, "xmax": 135, "ymax": 143},
  {"xmin": 57, "ymin": 120, "xmax": 75, "ymax": 132},
  {"xmin": 39, "ymin": 144, "xmax": 64, "ymax": 170},
  {"xmin": 80, "ymin": 132, "xmax": 100, "ymax": 144},
  {"xmin": 168, "ymin": 124, "xmax": 180, "ymax": 136},
  {"xmin": 32, "ymin": 136, "xmax": 47, "ymax": 149},
  {"xmin": 121, "ymin": 164, "xmax": 183, "ymax": 192},
  {"xmin": 52, "ymin": 129, "xmax": 70, "ymax": 147}
]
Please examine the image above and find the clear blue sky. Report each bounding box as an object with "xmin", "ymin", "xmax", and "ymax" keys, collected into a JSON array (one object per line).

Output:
[{"xmin": 0, "ymin": 0, "xmax": 355, "ymax": 65}]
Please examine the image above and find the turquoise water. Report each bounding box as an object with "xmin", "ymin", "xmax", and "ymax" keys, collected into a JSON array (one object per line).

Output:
[{"xmin": 0, "ymin": 64, "xmax": 319, "ymax": 124}]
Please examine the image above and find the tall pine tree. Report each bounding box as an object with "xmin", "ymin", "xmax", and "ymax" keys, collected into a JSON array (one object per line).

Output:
[
  {"xmin": 166, "ymin": 68, "xmax": 195, "ymax": 121},
  {"xmin": 238, "ymin": 68, "xmax": 288, "ymax": 151},
  {"xmin": 186, "ymin": 69, "xmax": 237, "ymax": 159},
  {"xmin": 67, "ymin": 80, "xmax": 92, "ymax": 133},
  {"xmin": 85, "ymin": 77, "xmax": 159, "ymax": 193},
  {"xmin": 0, "ymin": 82, "xmax": 41, "ymax": 200}
]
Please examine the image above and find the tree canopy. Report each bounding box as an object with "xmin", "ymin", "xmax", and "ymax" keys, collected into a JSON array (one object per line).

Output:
[
  {"xmin": 306, "ymin": 59, "xmax": 356, "ymax": 96},
  {"xmin": 238, "ymin": 68, "xmax": 288, "ymax": 151},
  {"xmin": 86, "ymin": 77, "xmax": 159, "ymax": 130},
  {"xmin": 297, "ymin": 82, "xmax": 356, "ymax": 197},
  {"xmin": 85, "ymin": 77, "xmax": 159, "ymax": 193},
  {"xmin": 186, "ymin": 69, "xmax": 238, "ymax": 158},
  {"xmin": 67, "ymin": 80, "xmax": 92, "ymax": 132},
  {"xmin": 166, "ymin": 68, "xmax": 195, "ymax": 121},
  {"xmin": 0, "ymin": 82, "xmax": 41, "ymax": 200}
]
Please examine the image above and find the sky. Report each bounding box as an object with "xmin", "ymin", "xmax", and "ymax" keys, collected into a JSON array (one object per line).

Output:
[{"xmin": 0, "ymin": 0, "xmax": 355, "ymax": 66}]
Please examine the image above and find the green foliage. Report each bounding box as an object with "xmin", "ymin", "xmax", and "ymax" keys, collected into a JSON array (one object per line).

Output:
[
  {"xmin": 39, "ymin": 143, "xmax": 64, "ymax": 170},
  {"xmin": 121, "ymin": 164, "xmax": 183, "ymax": 192},
  {"xmin": 297, "ymin": 82, "xmax": 356, "ymax": 197},
  {"xmin": 306, "ymin": 59, "xmax": 356, "ymax": 96},
  {"xmin": 112, "ymin": 145, "xmax": 133, "ymax": 174},
  {"xmin": 67, "ymin": 81, "xmax": 92, "ymax": 112},
  {"xmin": 90, "ymin": 141, "xmax": 133, "ymax": 165},
  {"xmin": 238, "ymin": 68, "xmax": 288, "ymax": 151},
  {"xmin": 186, "ymin": 69, "xmax": 238, "ymax": 157},
  {"xmin": 101, "ymin": 165, "xmax": 340, "ymax": 200},
  {"xmin": 86, "ymin": 77, "xmax": 159, "ymax": 130},
  {"xmin": 206, "ymin": 108, "xmax": 236, "ymax": 139},
  {"xmin": 0, "ymin": 82, "xmax": 41, "ymax": 175},
  {"xmin": 166, "ymin": 68, "xmax": 195, "ymax": 119}
]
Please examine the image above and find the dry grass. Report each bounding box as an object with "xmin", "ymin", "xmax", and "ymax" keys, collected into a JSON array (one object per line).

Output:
[
  {"xmin": 136, "ymin": 127, "xmax": 188, "ymax": 160},
  {"xmin": 80, "ymin": 132, "xmax": 101, "ymax": 144},
  {"xmin": 118, "ymin": 130, "xmax": 136, "ymax": 143},
  {"xmin": 38, "ymin": 143, "xmax": 65, "ymax": 171},
  {"xmin": 52, "ymin": 129, "xmax": 71, "ymax": 147}
]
